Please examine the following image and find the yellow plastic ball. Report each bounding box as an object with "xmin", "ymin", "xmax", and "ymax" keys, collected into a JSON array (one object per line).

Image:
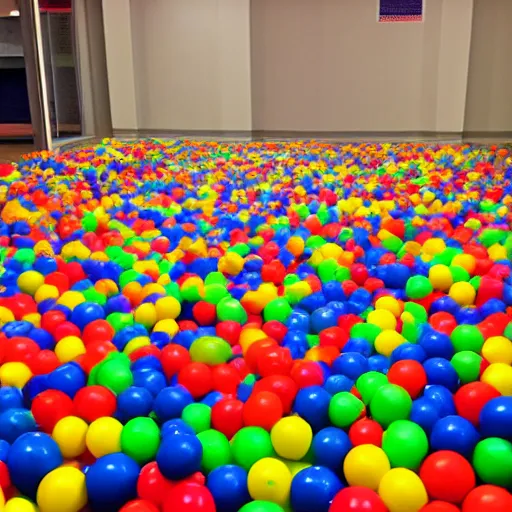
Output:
[
  {"xmin": 375, "ymin": 296, "xmax": 402, "ymax": 317},
  {"xmin": 482, "ymin": 336, "xmax": 512, "ymax": 365},
  {"xmin": 0, "ymin": 306, "xmax": 15, "ymax": 325},
  {"xmin": 0, "ymin": 486, "xmax": 4, "ymax": 509},
  {"xmin": 85, "ymin": 417, "xmax": 123, "ymax": 458},
  {"xmin": 134, "ymin": 303, "xmax": 157, "ymax": 329},
  {"xmin": 428, "ymin": 264, "xmax": 453, "ymax": 291},
  {"xmin": 0, "ymin": 361, "xmax": 33, "ymax": 388},
  {"xmin": 271, "ymin": 416, "xmax": 313, "ymax": 461},
  {"xmin": 374, "ymin": 330, "xmax": 406, "ymax": 358},
  {"xmin": 55, "ymin": 336, "xmax": 86, "ymax": 363},
  {"xmin": 52, "ymin": 416, "xmax": 88, "ymax": 458},
  {"xmin": 481, "ymin": 363, "xmax": 512, "ymax": 396},
  {"xmin": 240, "ymin": 328, "xmax": 268, "ymax": 353},
  {"xmin": 37, "ymin": 466, "xmax": 87, "ymax": 512},
  {"xmin": 218, "ymin": 252, "xmax": 245, "ymax": 275},
  {"xmin": 23, "ymin": 312, "xmax": 41, "ymax": 327},
  {"xmin": 367, "ymin": 310, "xmax": 397, "ymax": 331},
  {"xmin": 153, "ymin": 318, "xmax": 179, "ymax": 337},
  {"xmin": 155, "ymin": 296, "xmax": 181, "ymax": 320},
  {"xmin": 123, "ymin": 336, "xmax": 151, "ymax": 356},
  {"xmin": 17, "ymin": 270, "xmax": 45, "ymax": 296},
  {"xmin": 140, "ymin": 283, "xmax": 165, "ymax": 300},
  {"xmin": 248, "ymin": 457, "xmax": 292, "ymax": 506},
  {"xmin": 34, "ymin": 284, "xmax": 59, "ymax": 304},
  {"xmin": 488, "ymin": 244, "xmax": 507, "ymax": 261},
  {"xmin": 343, "ymin": 444, "xmax": 390, "ymax": 491},
  {"xmin": 4, "ymin": 497, "xmax": 38, "ymax": 512},
  {"xmin": 422, "ymin": 238, "xmax": 445, "ymax": 255},
  {"xmin": 378, "ymin": 468, "xmax": 428, "ymax": 512},
  {"xmin": 283, "ymin": 460, "xmax": 311, "ymax": 478},
  {"xmin": 448, "ymin": 281, "xmax": 476, "ymax": 306},
  {"xmin": 56, "ymin": 291, "xmax": 85, "ymax": 310},
  {"xmin": 451, "ymin": 254, "xmax": 476, "ymax": 274}
]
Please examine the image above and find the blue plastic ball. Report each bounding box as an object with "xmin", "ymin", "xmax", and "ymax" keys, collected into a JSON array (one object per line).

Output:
[
  {"xmin": 312, "ymin": 427, "xmax": 352, "ymax": 470},
  {"xmin": 46, "ymin": 362, "xmax": 86, "ymax": 398},
  {"xmin": 479, "ymin": 397, "xmax": 512, "ymax": 439},
  {"xmin": 409, "ymin": 397, "xmax": 441, "ymax": 434},
  {"xmin": 418, "ymin": 329, "xmax": 454, "ymax": 359},
  {"xmin": 0, "ymin": 408, "xmax": 37, "ymax": 443},
  {"xmin": 423, "ymin": 385, "xmax": 456, "ymax": 418},
  {"xmin": 423, "ymin": 358, "xmax": 459, "ymax": 391},
  {"xmin": 116, "ymin": 386, "xmax": 153, "ymax": 422},
  {"xmin": 430, "ymin": 415, "xmax": 480, "ymax": 457},
  {"xmin": 153, "ymin": 386, "xmax": 194, "ymax": 422},
  {"xmin": 86, "ymin": 453, "xmax": 139, "ymax": 510},
  {"xmin": 332, "ymin": 352, "xmax": 369, "ymax": 380},
  {"xmin": 294, "ymin": 385, "xmax": 331, "ymax": 432},
  {"xmin": 161, "ymin": 419, "xmax": 196, "ymax": 438},
  {"xmin": 70, "ymin": 302, "xmax": 105, "ymax": 330},
  {"xmin": 156, "ymin": 433, "xmax": 203, "ymax": 480},
  {"xmin": 7, "ymin": 432, "xmax": 63, "ymax": 499},
  {"xmin": 207, "ymin": 464, "xmax": 250, "ymax": 512},
  {"xmin": 133, "ymin": 369, "xmax": 167, "ymax": 397},
  {"xmin": 290, "ymin": 466, "xmax": 343, "ymax": 512},
  {"xmin": 0, "ymin": 387, "xmax": 23, "ymax": 413}
]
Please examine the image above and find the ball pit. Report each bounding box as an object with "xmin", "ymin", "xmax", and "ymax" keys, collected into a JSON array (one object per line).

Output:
[{"xmin": 0, "ymin": 139, "xmax": 510, "ymax": 511}]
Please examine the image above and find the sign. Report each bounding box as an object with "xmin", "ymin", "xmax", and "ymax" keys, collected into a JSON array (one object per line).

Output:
[{"xmin": 378, "ymin": 0, "xmax": 423, "ymax": 23}]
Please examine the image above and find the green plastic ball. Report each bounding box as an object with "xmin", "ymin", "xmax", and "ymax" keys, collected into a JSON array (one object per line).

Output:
[
  {"xmin": 328, "ymin": 392, "xmax": 364, "ymax": 428},
  {"xmin": 370, "ymin": 384, "xmax": 412, "ymax": 428},
  {"xmin": 197, "ymin": 429, "xmax": 232, "ymax": 473},
  {"xmin": 451, "ymin": 351, "xmax": 482, "ymax": 383},
  {"xmin": 405, "ymin": 275, "xmax": 433, "ymax": 299},
  {"xmin": 382, "ymin": 420, "xmax": 428, "ymax": 470},
  {"xmin": 356, "ymin": 371, "xmax": 389, "ymax": 404},
  {"xmin": 181, "ymin": 403, "xmax": 211, "ymax": 433},
  {"xmin": 473, "ymin": 437, "xmax": 512, "ymax": 487},
  {"xmin": 451, "ymin": 324, "xmax": 485, "ymax": 353},
  {"xmin": 189, "ymin": 336, "xmax": 232, "ymax": 365},
  {"xmin": 231, "ymin": 427, "xmax": 275, "ymax": 470},
  {"xmin": 120, "ymin": 417, "xmax": 160, "ymax": 464}
]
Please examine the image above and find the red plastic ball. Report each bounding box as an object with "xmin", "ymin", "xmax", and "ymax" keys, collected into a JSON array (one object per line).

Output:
[
  {"xmin": 216, "ymin": 321, "xmax": 242, "ymax": 346},
  {"xmin": 54, "ymin": 321, "xmax": 81, "ymax": 342},
  {"xmin": 454, "ymin": 382, "xmax": 501, "ymax": 426},
  {"xmin": 429, "ymin": 312, "xmax": 457, "ymax": 335},
  {"xmin": 41, "ymin": 310, "xmax": 67, "ymax": 334},
  {"xmin": 73, "ymin": 385, "xmax": 117, "ymax": 423},
  {"xmin": 257, "ymin": 346, "xmax": 293, "ymax": 377},
  {"xmin": 4, "ymin": 336, "xmax": 40, "ymax": 364},
  {"xmin": 420, "ymin": 502, "xmax": 460, "ymax": 512},
  {"xmin": 262, "ymin": 320, "xmax": 287, "ymax": 343},
  {"xmin": 387, "ymin": 360, "xmax": 427, "ymax": 399},
  {"xmin": 329, "ymin": 486, "xmax": 388, "ymax": 511},
  {"xmin": 211, "ymin": 398, "xmax": 244, "ymax": 439},
  {"xmin": 178, "ymin": 363, "xmax": 213, "ymax": 399},
  {"xmin": 348, "ymin": 418, "xmax": 384, "ymax": 447},
  {"xmin": 129, "ymin": 345, "xmax": 161, "ymax": 362},
  {"xmin": 31, "ymin": 389, "xmax": 74, "ymax": 433},
  {"xmin": 253, "ymin": 375, "xmax": 298, "ymax": 414},
  {"xmin": 211, "ymin": 364, "xmax": 241, "ymax": 394},
  {"xmin": 462, "ymin": 485, "xmax": 512, "ymax": 512},
  {"xmin": 137, "ymin": 461, "xmax": 175, "ymax": 506},
  {"xmin": 81, "ymin": 340, "xmax": 117, "ymax": 373},
  {"xmin": 0, "ymin": 460, "xmax": 11, "ymax": 491},
  {"xmin": 290, "ymin": 361, "xmax": 325, "ymax": 388},
  {"xmin": 28, "ymin": 349, "xmax": 60, "ymax": 375},
  {"xmin": 245, "ymin": 338, "xmax": 277, "ymax": 373},
  {"xmin": 419, "ymin": 451, "xmax": 475, "ymax": 503},
  {"xmin": 192, "ymin": 301, "xmax": 217, "ymax": 326},
  {"xmin": 44, "ymin": 272, "xmax": 70, "ymax": 295},
  {"xmin": 120, "ymin": 500, "xmax": 160, "ymax": 512},
  {"xmin": 243, "ymin": 391, "xmax": 283, "ymax": 430},
  {"xmin": 162, "ymin": 483, "xmax": 216, "ymax": 512},
  {"xmin": 82, "ymin": 319, "xmax": 114, "ymax": 345},
  {"xmin": 160, "ymin": 344, "xmax": 191, "ymax": 379},
  {"xmin": 319, "ymin": 326, "xmax": 349, "ymax": 349}
]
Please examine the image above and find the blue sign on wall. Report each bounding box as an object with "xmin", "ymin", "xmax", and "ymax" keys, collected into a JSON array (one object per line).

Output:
[{"xmin": 379, "ymin": 0, "xmax": 423, "ymax": 22}]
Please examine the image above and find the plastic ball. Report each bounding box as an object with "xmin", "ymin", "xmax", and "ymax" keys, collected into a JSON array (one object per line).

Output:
[
  {"xmin": 73, "ymin": 385, "xmax": 117, "ymax": 423},
  {"xmin": 238, "ymin": 500, "xmax": 285, "ymax": 512},
  {"xmin": 7, "ymin": 432, "xmax": 63, "ymax": 499},
  {"xmin": 52, "ymin": 416, "xmax": 88, "ymax": 458},
  {"xmin": 120, "ymin": 500, "xmax": 160, "ymax": 512},
  {"xmin": 419, "ymin": 451, "xmax": 475, "ymax": 503},
  {"xmin": 312, "ymin": 426, "xmax": 352, "ymax": 470},
  {"xmin": 86, "ymin": 453, "xmax": 140, "ymax": 510},
  {"xmin": 248, "ymin": 457, "xmax": 292, "ymax": 506},
  {"xmin": 328, "ymin": 392, "xmax": 364, "ymax": 428},
  {"xmin": 207, "ymin": 464, "xmax": 250, "ymax": 512},
  {"xmin": 481, "ymin": 363, "xmax": 512, "ymax": 396},
  {"xmin": 197, "ymin": 429, "xmax": 231, "ymax": 473},
  {"xmin": 382, "ymin": 420, "xmax": 428, "ymax": 470},
  {"xmin": 462, "ymin": 485, "xmax": 512, "ymax": 512},
  {"xmin": 243, "ymin": 391, "xmax": 283, "ymax": 431},
  {"xmin": 370, "ymin": 384, "xmax": 412, "ymax": 427},
  {"xmin": 0, "ymin": 408, "xmax": 37, "ymax": 443},
  {"xmin": 120, "ymin": 417, "xmax": 160, "ymax": 464},
  {"xmin": 162, "ymin": 482, "xmax": 216, "ymax": 512},
  {"xmin": 454, "ymin": 382, "xmax": 501, "ymax": 426},
  {"xmin": 472, "ymin": 437, "xmax": 512, "ymax": 487},
  {"xmin": 271, "ymin": 416, "xmax": 312, "ymax": 460},
  {"xmin": 343, "ymin": 444, "xmax": 390, "ymax": 491},
  {"xmin": 4, "ymin": 497, "xmax": 39, "ymax": 512},
  {"xmin": 36, "ymin": 466, "xmax": 87, "ymax": 512},
  {"xmin": 430, "ymin": 415, "xmax": 480, "ymax": 457},
  {"xmin": 329, "ymin": 487, "xmax": 388, "ymax": 512},
  {"xmin": 290, "ymin": 465, "xmax": 343, "ymax": 512},
  {"xmin": 378, "ymin": 468, "xmax": 428, "ymax": 512},
  {"xmin": 156, "ymin": 432, "xmax": 203, "ymax": 480},
  {"xmin": 86, "ymin": 416, "xmax": 123, "ymax": 457}
]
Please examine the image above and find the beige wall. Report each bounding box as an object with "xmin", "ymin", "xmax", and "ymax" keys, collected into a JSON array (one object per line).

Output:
[
  {"xmin": 464, "ymin": 0, "xmax": 512, "ymax": 133},
  {"xmin": 129, "ymin": 0, "xmax": 252, "ymax": 132},
  {"xmin": 251, "ymin": 0, "xmax": 473, "ymax": 133},
  {"xmin": 100, "ymin": 0, "xmax": 512, "ymax": 135}
]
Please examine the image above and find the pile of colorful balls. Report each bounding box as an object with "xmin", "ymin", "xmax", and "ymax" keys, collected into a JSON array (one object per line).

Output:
[{"xmin": 0, "ymin": 140, "xmax": 510, "ymax": 512}]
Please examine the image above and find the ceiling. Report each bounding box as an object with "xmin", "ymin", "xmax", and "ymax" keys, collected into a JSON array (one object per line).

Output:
[{"xmin": 0, "ymin": 0, "xmax": 18, "ymax": 18}]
